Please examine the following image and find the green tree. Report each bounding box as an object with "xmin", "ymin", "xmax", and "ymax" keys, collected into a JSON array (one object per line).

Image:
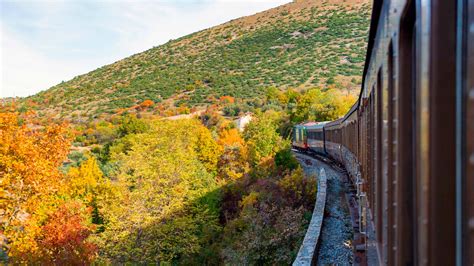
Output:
[
  {"xmin": 243, "ymin": 111, "xmax": 283, "ymax": 165},
  {"xmin": 290, "ymin": 88, "xmax": 356, "ymax": 123},
  {"xmin": 117, "ymin": 114, "xmax": 149, "ymax": 137}
]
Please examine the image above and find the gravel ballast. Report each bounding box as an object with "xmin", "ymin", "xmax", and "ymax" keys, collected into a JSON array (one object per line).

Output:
[{"xmin": 295, "ymin": 153, "xmax": 353, "ymax": 265}]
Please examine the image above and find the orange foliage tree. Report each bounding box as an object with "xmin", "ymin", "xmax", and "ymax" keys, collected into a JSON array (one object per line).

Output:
[
  {"xmin": 0, "ymin": 111, "xmax": 97, "ymax": 263},
  {"xmin": 217, "ymin": 128, "xmax": 249, "ymax": 181},
  {"xmin": 38, "ymin": 201, "xmax": 97, "ymax": 265},
  {"xmin": 219, "ymin": 96, "xmax": 235, "ymax": 104},
  {"xmin": 140, "ymin": 100, "xmax": 154, "ymax": 109}
]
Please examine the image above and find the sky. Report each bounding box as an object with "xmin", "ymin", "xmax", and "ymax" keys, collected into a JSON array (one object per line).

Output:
[{"xmin": 0, "ymin": 0, "xmax": 290, "ymax": 98}]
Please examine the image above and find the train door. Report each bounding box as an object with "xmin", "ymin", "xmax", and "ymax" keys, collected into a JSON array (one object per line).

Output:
[
  {"xmin": 462, "ymin": 0, "xmax": 474, "ymax": 261},
  {"xmin": 461, "ymin": 1, "xmax": 474, "ymax": 265},
  {"xmin": 399, "ymin": 0, "xmax": 458, "ymax": 264}
]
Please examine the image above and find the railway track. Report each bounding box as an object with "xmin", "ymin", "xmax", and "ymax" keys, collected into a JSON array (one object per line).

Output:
[
  {"xmin": 293, "ymin": 150, "xmax": 363, "ymax": 265},
  {"xmin": 292, "ymin": 149, "xmax": 346, "ymax": 174}
]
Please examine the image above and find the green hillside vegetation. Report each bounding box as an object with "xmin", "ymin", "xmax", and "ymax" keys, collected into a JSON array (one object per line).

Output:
[{"xmin": 23, "ymin": 0, "xmax": 370, "ymax": 120}]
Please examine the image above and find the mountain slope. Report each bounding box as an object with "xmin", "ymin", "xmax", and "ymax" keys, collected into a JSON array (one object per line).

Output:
[{"xmin": 26, "ymin": 0, "xmax": 371, "ymax": 119}]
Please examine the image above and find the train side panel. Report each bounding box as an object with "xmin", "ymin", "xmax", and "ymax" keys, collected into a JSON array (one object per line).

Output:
[{"xmin": 306, "ymin": 123, "xmax": 327, "ymax": 154}]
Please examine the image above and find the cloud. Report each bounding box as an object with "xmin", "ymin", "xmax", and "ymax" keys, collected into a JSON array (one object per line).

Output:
[
  {"xmin": 0, "ymin": 0, "xmax": 290, "ymax": 98},
  {"xmin": 0, "ymin": 23, "xmax": 117, "ymax": 98}
]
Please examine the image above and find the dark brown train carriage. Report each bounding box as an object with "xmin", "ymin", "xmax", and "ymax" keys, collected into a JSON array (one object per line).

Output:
[
  {"xmin": 340, "ymin": 103, "xmax": 360, "ymax": 182},
  {"xmin": 292, "ymin": 0, "xmax": 471, "ymax": 263},
  {"xmin": 316, "ymin": 0, "xmax": 472, "ymax": 264}
]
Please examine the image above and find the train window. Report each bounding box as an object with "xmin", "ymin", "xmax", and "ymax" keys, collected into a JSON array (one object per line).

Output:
[
  {"xmin": 369, "ymin": 90, "xmax": 375, "ymax": 212},
  {"xmin": 397, "ymin": 0, "xmax": 416, "ymax": 263},
  {"xmin": 386, "ymin": 41, "xmax": 395, "ymax": 264},
  {"xmin": 376, "ymin": 69, "xmax": 383, "ymax": 255}
]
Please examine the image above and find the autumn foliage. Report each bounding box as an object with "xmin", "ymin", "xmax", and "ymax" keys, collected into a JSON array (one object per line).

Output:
[
  {"xmin": 219, "ymin": 96, "xmax": 235, "ymax": 104},
  {"xmin": 217, "ymin": 128, "xmax": 249, "ymax": 181},
  {"xmin": 38, "ymin": 202, "xmax": 97, "ymax": 265},
  {"xmin": 1, "ymin": 106, "xmax": 317, "ymax": 264},
  {"xmin": 140, "ymin": 99, "xmax": 154, "ymax": 108},
  {"xmin": 0, "ymin": 111, "xmax": 98, "ymax": 263}
]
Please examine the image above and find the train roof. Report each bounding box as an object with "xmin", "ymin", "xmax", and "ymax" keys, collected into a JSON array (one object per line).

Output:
[
  {"xmin": 341, "ymin": 101, "xmax": 359, "ymax": 122},
  {"xmin": 294, "ymin": 121, "xmax": 330, "ymax": 130},
  {"xmin": 324, "ymin": 118, "xmax": 344, "ymax": 129},
  {"xmin": 302, "ymin": 122, "xmax": 319, "ymax": 127},
  {"xmin": 305, "ymin": 121, "xmax": 330, "ymax": 130}
]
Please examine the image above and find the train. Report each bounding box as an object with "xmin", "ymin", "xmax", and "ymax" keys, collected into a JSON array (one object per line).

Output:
[{"xmin": 293, "ymin": 0, "xmax": 473, "ymax": 265}]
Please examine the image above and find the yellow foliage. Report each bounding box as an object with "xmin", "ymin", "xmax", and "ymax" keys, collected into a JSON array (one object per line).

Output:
[
  {"xmin": 195, "ymin": 123, "xmax": 223, "ymax": 174},
  {"xmin": 218, "ymin": 128, "xmax": 245, "ymax": 148},
  {"xmin": 66, "ymin": 156, "xmax": 104, "ymax": 203},
  {"xmin": 239, "ymin": 192, "xmax": 259, "ymax": 210},
  {"xmin": 278, "ymin": 167, "xmax": 317, "ymax": 203},
  {"xmin": 292, "ymin": 88, "xmax": 357, "ymax": 122},
  {"xmin": 217, "ymin": 129, "xmax": 249, "ymax": 181},
  {"xmin": 93, "ymin": 119, "xmax": 224, "ymax": 262}
]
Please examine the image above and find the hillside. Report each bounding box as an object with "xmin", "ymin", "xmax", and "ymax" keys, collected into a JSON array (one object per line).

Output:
[
  {"xmin": 25, "ymin": 0, "xmax": 371, "ymax": 119},
  {"xmin": 2, "ymin": 1, "xmax": 372, "ymax": 263}
]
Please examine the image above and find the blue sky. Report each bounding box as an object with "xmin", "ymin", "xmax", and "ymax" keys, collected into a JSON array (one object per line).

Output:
[{"xmin": 0, "ymin": 0, "xmax": 289, "ymax": 98}]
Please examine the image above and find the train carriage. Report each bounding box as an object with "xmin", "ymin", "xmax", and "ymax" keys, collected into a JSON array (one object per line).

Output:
[
  {"xmin": 306, "ymin": 122, "xmax": 328, "ymax": 154},
  {"xmin": 292, "ymin": 0, "xmax": 473, "ymax": 264},
  {"xmin": 292, "ymin": 124, "xmax": 308, "ymax": 150}
]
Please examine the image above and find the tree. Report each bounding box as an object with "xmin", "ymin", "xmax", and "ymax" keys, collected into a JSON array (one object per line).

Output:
[
  {"xmin": 140, "ymin": 100, "xmax": 154, "ymax": 109},
  {"xmin": 38, "ymin": 201, "xmax": 97, "ymax": 265},
  {"xmin": 94, "ymin": 119, "xmax": 222, "ymax": 263},
  {"xmin": 117, "ymin": 114, "xmax": 149, "ymax": 137},
  {"xmin": 290, "ymin": 88, "xmax": 356, "ymax": 123},
  {"xmin": 0, "ymin": 112, "xmax": 102, "ymax": 263},
  {"xmin": 66, "ymin": 156, "xmax": 105, "ymax": 204},
  {"xmin": 219, "ymin": 96, "xmax": 235, "ymax": 104},
  {"xmin": 265, "ymin": 87, "xmax": 280, "ymax": 104},
  {"xmin": 274, "ymin": 146, "xmax": 299, "ymax": 171},
  {"xmin": 0, "ymin": 112, "xmax": 71, "ymax": 261},
  {"xmin": 217, "ymin": 129, "xmax": 249, "ymax": 181},
  {"xmin": 243, "ymin": 112, "xmax": 282, "ymax": 165}
]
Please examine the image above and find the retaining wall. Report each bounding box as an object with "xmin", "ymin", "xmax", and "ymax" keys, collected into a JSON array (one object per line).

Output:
[{"xmin": 293, "ymin": 168, "xmax": 327, "ymax": 266}]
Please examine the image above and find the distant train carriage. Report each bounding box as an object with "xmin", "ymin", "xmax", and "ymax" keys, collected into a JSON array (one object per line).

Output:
[
  {"xmin": 306, "ymin": 122, "xmax": 328, "ymax": 154},
  {"xmin": 323, "ymin": 118, "xmax": 344, "ymax": 162},
  {"xmin": 292, "ymin": 124, "xmax": 308, "ymax": 150},
  {"xmin": 292, "ymin": 122, "xmax": 328, "ymax": 152}
]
